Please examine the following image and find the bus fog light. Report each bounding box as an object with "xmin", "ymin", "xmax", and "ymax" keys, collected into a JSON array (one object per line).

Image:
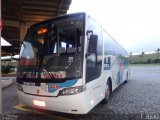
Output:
[
  {"xmin": 60, "ymin": 86, "xmax": 85, "ymax": 96},
  {"xmin": 33, "ymin": 100, "xmax": 46, "ymax": 107}
]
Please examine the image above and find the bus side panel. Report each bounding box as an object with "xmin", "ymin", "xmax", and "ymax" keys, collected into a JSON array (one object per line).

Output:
[
  {"xmin": 85, "ymin": 77, "xmax": 105, "ymax": 108},
  {"xmin": 103, "ymin": 55, "xmax": 129, "ymax": 92},
  {"xmin": 110, "ymin": 56, "xmax": 129, "ymax": 91}
]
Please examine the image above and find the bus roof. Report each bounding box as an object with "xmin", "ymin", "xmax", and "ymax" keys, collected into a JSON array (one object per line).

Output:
[{"xmin": 30, "ymin": 12, "xmax": 86, "ymax": 29}]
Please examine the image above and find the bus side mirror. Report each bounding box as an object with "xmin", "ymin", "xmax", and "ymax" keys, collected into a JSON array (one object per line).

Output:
[
  {"xmin": 88, "ymin": 34, "xmax": 98, "ymax": 54},
  {"xmin": 11, "ymin": 41, "xmax": 24, "ymax": 61}
]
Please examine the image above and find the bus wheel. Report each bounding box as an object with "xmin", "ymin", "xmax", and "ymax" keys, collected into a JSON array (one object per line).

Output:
[
  {"xmin": 124, "ymin": 72, "xmax": 128, "ymax": 83},
  {"xmin": 102, "ymin": 81, "xmax": 111, "ymax": 104}
]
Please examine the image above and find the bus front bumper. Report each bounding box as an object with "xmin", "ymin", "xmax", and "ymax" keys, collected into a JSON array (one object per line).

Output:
[{"xmin": 17, "ymin": 90, "xmax": 91, "ymax": 114}]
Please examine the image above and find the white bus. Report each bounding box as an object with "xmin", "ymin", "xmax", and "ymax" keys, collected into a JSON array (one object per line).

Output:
[{"xmin": 16, "ymin": 12, "xmax": 129, "ymax": 114}]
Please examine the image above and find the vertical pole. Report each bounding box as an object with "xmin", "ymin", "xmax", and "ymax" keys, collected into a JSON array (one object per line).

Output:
[
  {"xmin": 20, "ymin": 22, "xmax": 26, "ymax": 41},
  {"xmin": 158, "ymin": 50, "xmax": 159, "ymax": 64},
  {"xmin": 158, "ymin": 49, "xmax": 160, "ymax": 64},
  {"xmin": 130, "ymin": 52, "xmax": 132, "ymax": 64},
  {"xmin": 0, "ymin": 0, "xmax": 2, "ymax": 114}
]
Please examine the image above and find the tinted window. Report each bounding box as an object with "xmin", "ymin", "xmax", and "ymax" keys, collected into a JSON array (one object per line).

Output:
[{"xmin": 103, "ymin": 30, "xmax": 128, "ymax": 56}]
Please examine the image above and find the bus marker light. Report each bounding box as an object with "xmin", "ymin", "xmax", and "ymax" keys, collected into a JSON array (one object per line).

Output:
[
  {"xmin": 101, "ymin": 93, "xmax": 104, "ymax": 97},
  {"xmin": 90, "ymin": 100, "xmax": 94, "ymax": 105},
  {"xmin": 33, "ymin": 100, "xmax": 46, "ymax": 107}
]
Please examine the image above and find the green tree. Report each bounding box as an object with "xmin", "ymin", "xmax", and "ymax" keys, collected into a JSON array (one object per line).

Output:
[
  {"xmin": 147, "ymin": 58, "xmax": 152, "ymax": 64},
  {"xmin": 141, "ymin": 52, "xmax": 145, "ymax": 64}
]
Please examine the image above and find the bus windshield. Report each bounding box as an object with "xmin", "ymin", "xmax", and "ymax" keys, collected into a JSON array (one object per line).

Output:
[{"xmin": 18, "ymin": 15, "xmax": 84, "ymax": 80}]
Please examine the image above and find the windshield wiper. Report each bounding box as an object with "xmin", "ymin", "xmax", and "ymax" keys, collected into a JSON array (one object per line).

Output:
[{"xmin": 41, "ymin": 68, "xmax": 55, "ymax": 79}]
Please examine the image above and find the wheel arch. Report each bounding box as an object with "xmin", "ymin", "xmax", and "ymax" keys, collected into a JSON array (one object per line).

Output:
[
  {"xmin": 107, "ymin": 77, "xmax": 112, "ymax": 92},
  {"xmin": 126, "ymin": 70, "xmax": 129, "ymax": 80}
]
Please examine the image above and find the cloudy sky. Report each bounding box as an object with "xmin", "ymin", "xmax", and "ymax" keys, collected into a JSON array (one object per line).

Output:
[{"xmin": 68, "ymin": 0, "xmax": 160, "ymax": 54}]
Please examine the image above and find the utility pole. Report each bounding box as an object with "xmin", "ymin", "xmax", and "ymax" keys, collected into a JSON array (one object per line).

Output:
[
  {"xmin": 130, "ymin": 52, "xmax": 132, "ymax": 64},
  {"xmin": 155, "ymin": 48, "xmax": 160, "ymax": 64},
  {"xmin": 141, "ymin": 52, "xmax": 145, "ymax": 64},
  {"xmin": 0, "ymin": 0, "xmax": 2, "ymax": 114},
  {"xmin": 157, "ymin": 48, "xmax": 160, "ymax": 64}
]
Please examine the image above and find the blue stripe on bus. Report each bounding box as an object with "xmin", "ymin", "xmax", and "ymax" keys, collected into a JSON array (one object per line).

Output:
[{"xmin": 48, "ymin": 79, "xmax": 78, "ymax": 93}]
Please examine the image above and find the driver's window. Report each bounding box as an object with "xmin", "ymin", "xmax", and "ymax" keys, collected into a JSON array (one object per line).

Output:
[
  {"xmin": 19, "ymin": 44, "xmax": 25, "ymax": 58},
  {"xmin": 86, "ymin": 53, "xmax": 96, "ymax": 67},
  {"xmin": 20, "ymin": 41, "xmax": 35, "ymax": 59}
]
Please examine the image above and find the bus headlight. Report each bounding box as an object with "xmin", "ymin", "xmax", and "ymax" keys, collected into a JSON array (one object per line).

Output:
[
  {"xmin": 59, "ymin": 86, "xmax": 85, "ymax": 96},
  {"xmin": 17, "ymin": 84, "xmax": 23, "ymax": 92}
]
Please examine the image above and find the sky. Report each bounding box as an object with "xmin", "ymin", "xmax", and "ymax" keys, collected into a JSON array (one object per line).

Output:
[
  {"xmin": 68, "ymin": 0, "xmax": 160, "ymax": 54},
  {"xmin": 1, "ymin": 37, "xmax": 11, "ymax": 46}
]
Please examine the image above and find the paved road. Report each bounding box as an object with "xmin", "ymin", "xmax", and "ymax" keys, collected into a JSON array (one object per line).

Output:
[{"xmin": 2, "ymin": 66, "xmax": 160, "ymax": 120}]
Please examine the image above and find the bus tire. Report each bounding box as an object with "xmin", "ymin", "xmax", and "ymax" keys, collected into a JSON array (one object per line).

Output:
[
  {"xmin": 102, "ymin": 79, "xmax": 112, "ymax": 104},
  {"xmin": 124, "ymin": 72, "xmax": 128, "ymax": 83}
]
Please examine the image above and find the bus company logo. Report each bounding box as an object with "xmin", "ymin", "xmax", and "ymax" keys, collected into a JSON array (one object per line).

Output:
[
  {"xmin": 104, "ymin": 57, "xmax": 111, "ymax": 70},
  {"xmin": 50, "ymin": 84, "xmax": 59, "ymax": 89},
  {"xmin": 48, "ymin": 83, "xmax": 59, "ymax": 92}
]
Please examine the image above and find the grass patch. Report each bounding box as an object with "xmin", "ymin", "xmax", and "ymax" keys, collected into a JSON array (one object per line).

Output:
[
  {"xmin": 130, "ymin": 52, "xmax": 160, "ymax": 64},
  {"xmin": 130, "ymin": 64, "xmax": 160, "ymax": 67}
]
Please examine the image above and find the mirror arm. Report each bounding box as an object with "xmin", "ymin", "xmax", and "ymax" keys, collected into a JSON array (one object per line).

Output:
[
  {"xmin": 85, "ymin": 53, "xmax": 90, "ymax": 58},
  {"xmin": 86, "ymin": 30, "xmax": 93, "ymax": 35},
  {"xmin": 11, "ymin": 56, "xmax": 19, "ymax": 61}
]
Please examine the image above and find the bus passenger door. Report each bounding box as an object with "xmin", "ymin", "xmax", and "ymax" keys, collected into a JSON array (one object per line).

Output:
[
  {"xmin": 85, "ymin": 34, "xmax": 103, "ymax": 105},
  {"xmin": 85, "ymin": 16, "xmax": 103, "ymax": 105}
]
